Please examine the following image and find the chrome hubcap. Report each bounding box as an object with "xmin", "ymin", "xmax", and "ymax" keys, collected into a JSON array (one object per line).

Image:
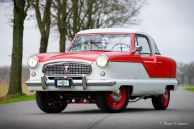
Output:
[{"xmin": 111, "ymin": 90, "xmax": 122, "ymax": 102}]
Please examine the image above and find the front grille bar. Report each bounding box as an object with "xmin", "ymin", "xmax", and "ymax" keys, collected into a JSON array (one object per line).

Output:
[{"xmin": 42, "ymin": 62, "xmax": 92, "ymax": 77}]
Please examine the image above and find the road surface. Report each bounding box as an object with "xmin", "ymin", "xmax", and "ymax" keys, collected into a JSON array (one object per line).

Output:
[{"xmin": 0, "ymin": 88, "xmax": 194, "ymax": 129}]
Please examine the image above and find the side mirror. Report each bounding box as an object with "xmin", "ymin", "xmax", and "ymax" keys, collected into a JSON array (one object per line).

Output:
[{"xmin": 135, "ymin": 45, "xmax": 142, "ymax": 52}]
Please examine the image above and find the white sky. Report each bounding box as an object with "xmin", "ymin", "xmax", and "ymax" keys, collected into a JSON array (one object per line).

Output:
[{"xmin": 0, "ymin": 0, "xmax": 194, "ymax": 66}]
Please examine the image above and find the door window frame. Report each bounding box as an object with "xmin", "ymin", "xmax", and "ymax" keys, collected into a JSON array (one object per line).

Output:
[{"xmin": 135, "ymin": 34, "xmax": 153, "ymax": 56}]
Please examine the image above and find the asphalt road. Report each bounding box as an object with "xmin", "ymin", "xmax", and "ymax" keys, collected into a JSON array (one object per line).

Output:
[{"xmin": 0, "ymin": 88, "xmax": 194, "ymax": 129}]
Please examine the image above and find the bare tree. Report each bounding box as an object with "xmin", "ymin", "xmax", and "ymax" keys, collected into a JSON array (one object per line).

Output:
[
  {"xmin": 72, "ymin": 0, "xmax": 78, "ymax": 36},
  {"xmin": 51, "ymin": 0, "xmax": 145, "ymax": 52},
  {"xmin": 31, "ymin": 0, "xmax": 52, "ymax": 53},
  {"xmin": 177, "ymin": 62, "xmax": 194, "ymax": 85},
  {"xmin": 186, "ymin": 62, "xmax": 194, "ymax": 85},
  {"xmin": 52, "ymin": 0, "xmax": 68, "ymax": 52},
  {"xmin": 9, "ymin": 0, "xmax": 30, "ymax": 95}
]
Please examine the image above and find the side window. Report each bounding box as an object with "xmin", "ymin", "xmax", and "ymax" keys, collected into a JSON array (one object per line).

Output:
[
  {"xmin": 154, "ymin": 43, "xmax": 160, "ymax": 55},
  {"xmin": 149, "ymin": 37, "xmax": 161, "ymax": 55},
  {"xmin": 136, "ymin": 35, "xmax": 151, "ymax": 55}
]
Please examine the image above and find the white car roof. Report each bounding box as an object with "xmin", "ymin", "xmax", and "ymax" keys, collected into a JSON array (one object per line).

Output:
[{"xmin": 76, "ymin": 28, "xmax": 148, "ymax": 35}]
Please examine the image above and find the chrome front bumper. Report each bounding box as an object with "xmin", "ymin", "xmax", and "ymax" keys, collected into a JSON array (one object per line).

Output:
[{"xmin": 26, "ymin": 76, "xmax": 116, "ymax": 91}]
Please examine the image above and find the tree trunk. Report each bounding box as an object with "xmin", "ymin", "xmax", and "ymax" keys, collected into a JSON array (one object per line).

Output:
[
  {"xmin": 39, "ymin": 0, "xmax": 51, "ymax": 53},
  {"xmin": 57, "ymin": 0, "xmax": 67, "ymax": 52},
  {"xmin": 33, "ymin": 0, "xmax": 52, "ymax": 53},
  {"xmin": 72, "ymin": 0, "xmax": 78, "ymax": 35},
  {"xmin": 9, "ymin": 0, "xmax": 26, "ymax": 95},
  {"xmin": 59, "ymin": 31, "xmax": 66, "ymax": 52},
  {"xmin": 86, "ymin": 0, "xmax": 95, "ymax": 29},
  {"xmin": 39, "ymin": 31, "xmax": 49, "ymax": 53}
]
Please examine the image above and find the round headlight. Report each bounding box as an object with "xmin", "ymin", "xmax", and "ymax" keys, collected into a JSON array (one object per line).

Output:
[
  {"xmin": 96, "ymin": 55, "xmax": 109, "ymax": 68},
  {"xmin": 27, "ymin": 56, "xmax": 39, "ymax": 68}
]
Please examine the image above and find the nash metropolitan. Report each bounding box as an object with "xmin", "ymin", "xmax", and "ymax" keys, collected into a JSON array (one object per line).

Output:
[{"xmin": 26, "ymin": 28, "xmax": 178, "ymax": 113}]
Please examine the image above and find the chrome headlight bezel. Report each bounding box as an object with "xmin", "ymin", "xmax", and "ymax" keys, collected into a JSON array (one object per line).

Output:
[
  {"xmin": 96, "ymin": 55, "xmax": 109, "ymax": 68},
  {"xmin": 27, "ymin": 56, "xmax": 39, "ymax": 68}
]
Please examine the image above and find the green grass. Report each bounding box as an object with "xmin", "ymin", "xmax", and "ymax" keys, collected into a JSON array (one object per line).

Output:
[
  {"xmin": 180, "ymin": 85, "xmax": 194, "ymax": 92},
  {"xmin": 0, "ymin": 82, "xmax": 35, "ymax": 104},
  {"xmin": 0, "ymin": 94, "xmax": 35, "ymax": 104}
]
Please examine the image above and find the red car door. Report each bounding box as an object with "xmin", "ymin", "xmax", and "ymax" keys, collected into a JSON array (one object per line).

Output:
[{"xmin": 135, "ymin": 34, "xmax": 162, "ymax": 78}]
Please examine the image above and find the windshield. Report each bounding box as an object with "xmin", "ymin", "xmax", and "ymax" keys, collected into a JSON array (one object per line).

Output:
[{"xmin": 69, "ymin": 34, "xmax": 131, "ymax": 52}]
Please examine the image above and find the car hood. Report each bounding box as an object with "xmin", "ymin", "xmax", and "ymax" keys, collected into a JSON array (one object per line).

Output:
[{"xmin": 34, "ymin": 50, "xmax": 141, "ymax": 63}]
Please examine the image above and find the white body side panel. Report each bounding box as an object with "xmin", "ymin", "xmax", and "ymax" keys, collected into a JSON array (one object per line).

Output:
[{"xmin": 27, "ymin": 59, "xmax": 178, "ymax": 96}]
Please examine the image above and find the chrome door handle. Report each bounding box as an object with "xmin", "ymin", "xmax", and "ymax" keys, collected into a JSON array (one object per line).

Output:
[{"xmin": 157, "ymin": 62, "xmax": 162, "ymax": 64}]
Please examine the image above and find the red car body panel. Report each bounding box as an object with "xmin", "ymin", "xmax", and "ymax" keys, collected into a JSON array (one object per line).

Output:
[
  {"xmin": 140, "ymin": 54, "xmax": 176, "ymax": 78},
  {"xmin": 34, "ymin": 51, "xmax": 99, "ymax": 62},
  {"xmin": 34, "ymin": 51, "xmax": 142, "ymax": 63}
]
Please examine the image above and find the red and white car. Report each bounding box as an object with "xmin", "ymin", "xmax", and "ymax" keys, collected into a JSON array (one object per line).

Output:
[{"xmin": 26, "ymin": 28, "xmax": 178, "ymax": 113}]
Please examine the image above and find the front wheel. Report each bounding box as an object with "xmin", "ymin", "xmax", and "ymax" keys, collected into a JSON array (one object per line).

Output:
[
  {"xmin": 96, "ymin": 87, "xmax": 130, "ymax": 113},
  {"xmin": 152, "ymin": 89, "xmax": 170, "ymax": 110},
  {"xmin": 36, "ymin": 91, "xmax": 67, "ymax": 113}
]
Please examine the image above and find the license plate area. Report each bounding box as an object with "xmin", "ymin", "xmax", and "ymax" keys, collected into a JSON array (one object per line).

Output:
[{"xmin": 54, "ymin": 78, "xmax": 73, "ymax": 88}]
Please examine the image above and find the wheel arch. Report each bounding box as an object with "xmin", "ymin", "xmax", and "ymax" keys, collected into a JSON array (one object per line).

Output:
[
  {"xmin": 121, "ymin": 85, "xmax": 133, "ymax": 95},
  {"xmin": 166, "ymin": 85, "xmax": 175, "ymax": 91}
]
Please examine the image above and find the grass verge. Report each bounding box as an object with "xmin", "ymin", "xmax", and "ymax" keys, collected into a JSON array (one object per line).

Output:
[
  {"xmin": 0, "ymin": 82, "xmax": 35, "ymax": 104},
  {"xmin": 0, "ymin": 94, "xmax": 35, "ymax": 104},
  {"xmin": 180, "ymin": 85, "xmax": 194, "ymax": 92}
]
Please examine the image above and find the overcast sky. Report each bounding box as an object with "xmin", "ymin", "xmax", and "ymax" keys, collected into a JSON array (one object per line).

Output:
[{"xmin": 0, "ymin": 0, "xmax": 194, "ymax": 66}]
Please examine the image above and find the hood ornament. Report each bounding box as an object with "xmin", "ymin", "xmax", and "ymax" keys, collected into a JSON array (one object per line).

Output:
[{"xmin": 64, "ymin": 64, "xmax": 70, "ymax": 73}]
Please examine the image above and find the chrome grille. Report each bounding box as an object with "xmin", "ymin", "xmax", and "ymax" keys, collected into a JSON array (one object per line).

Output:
[{"xmin": 43, "ymin": 62, "xmax": 92, "ymax": 76}]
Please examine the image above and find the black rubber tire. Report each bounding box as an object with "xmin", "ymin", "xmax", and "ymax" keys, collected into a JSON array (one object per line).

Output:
[
  {"xmin": 96, "ymin": 87, "xmax": 130, "ymax": 113},
  {"xmin": 152, "ymin": 89, "xmax": 170, "ymax": 110},
  {"xmin": 36, "ymin": 91, "xmax": 67, "ymax": 113}
]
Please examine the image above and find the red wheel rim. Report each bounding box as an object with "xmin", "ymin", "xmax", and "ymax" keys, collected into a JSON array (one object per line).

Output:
[
  {"xmin": 161, "ymin": 89, "xmax": 170, "ymax": 106},
  {"xmin": 105, "ymin": 87, "xmax": 127, "ymax": 108}
]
